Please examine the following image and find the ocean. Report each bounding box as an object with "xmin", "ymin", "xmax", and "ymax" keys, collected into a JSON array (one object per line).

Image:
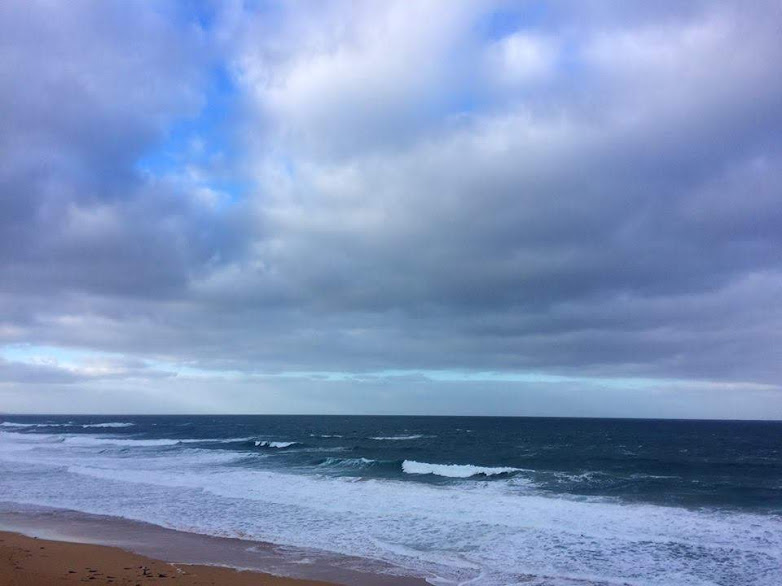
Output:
[{"xmin": 0, "ymin": 415, "xmax": 780, "ymax": 585}]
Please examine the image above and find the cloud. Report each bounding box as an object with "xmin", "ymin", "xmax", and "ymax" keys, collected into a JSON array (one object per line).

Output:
[
  {"xmin": 0, "ymin": 0, "xmax": 248, "ymax": 299},
  {"xmin": 0, "ymin": 358, "xmax": 81, "ymax": 385},
  {"xmin": 0, "ymin": 1, "xmax": 780, "ymax": 416},
  {"xmin": 0, "ymin": 354, "xmax": 171, "ymax": 385},
  {"xmin": 487, "ymin": 32, "xmax": 559, "ymax": 86}
]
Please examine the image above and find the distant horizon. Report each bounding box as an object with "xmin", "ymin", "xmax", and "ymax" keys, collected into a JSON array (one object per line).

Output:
[{"xmin": 3, "ymin": 412, "xmax": 782, "ymax": 422}]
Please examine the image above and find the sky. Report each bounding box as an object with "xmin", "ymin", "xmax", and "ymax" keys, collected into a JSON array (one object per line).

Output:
[{"xmin": 1, "ymin": 0, "xmax": 781, "ymax": 418}]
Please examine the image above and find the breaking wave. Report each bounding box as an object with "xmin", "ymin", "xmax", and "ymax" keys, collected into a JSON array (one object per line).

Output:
[
  {"xmin": 254, "ymin": 441, "xmax": 298, "ymax": 449},
  {"xmin": 63, "ymin": 436, "xmax": 181, "ymax": 447},
  {"xmin": 402, "ymin": 460, "xmax": 522, "ymax": 478},
  {"xmin": 318, "ymin": 457, "xmax": 377, "ymax": 469},
  {"xmin": 0, "ymin": 422, "xmax": 72, "ymax": 428}
]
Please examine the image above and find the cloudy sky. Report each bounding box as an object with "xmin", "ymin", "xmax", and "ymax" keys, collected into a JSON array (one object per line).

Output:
[{"xmin": 1, "ymin": 0, "xmax": 781, "ymax": 418}]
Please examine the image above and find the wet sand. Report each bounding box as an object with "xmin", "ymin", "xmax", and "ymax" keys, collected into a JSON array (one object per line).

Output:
[
  {"xmin": 0, "ymin": 531, "xmax": 334, "ymax": 585},
  {"xmin": 0, "ymin": 507, "xmax": 426, "ymax": 586}
]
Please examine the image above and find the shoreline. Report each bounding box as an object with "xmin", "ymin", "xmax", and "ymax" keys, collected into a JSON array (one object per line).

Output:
[
  {"xmin": 0, "ymin": 506, "xmax": 427, "ymax": 586},
  {"xmin": 0, "ymin": 530, "xmax": 333, "ymax": 585}
]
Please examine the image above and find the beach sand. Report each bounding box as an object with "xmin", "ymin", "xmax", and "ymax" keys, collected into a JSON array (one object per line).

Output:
[{"xmin": 0, "ymin": 531, "xmax": 334, "ymax": 586}]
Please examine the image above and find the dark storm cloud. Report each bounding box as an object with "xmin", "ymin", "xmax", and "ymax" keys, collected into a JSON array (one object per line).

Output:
[{"xmin": 0, "ymin": 1, "xmax": 781, "ymax": 415}]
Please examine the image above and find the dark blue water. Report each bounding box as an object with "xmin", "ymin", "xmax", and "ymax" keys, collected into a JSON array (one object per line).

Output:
[
  {"xmin": 5, "ymin": 415, "xmax": 779, "ymax": 509},
  {"xmin": 1, "ymin": 415, "xmax": 781, "ymax": 585}
]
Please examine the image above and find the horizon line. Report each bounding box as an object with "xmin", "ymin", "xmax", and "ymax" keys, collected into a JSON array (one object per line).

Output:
[{"xmin": 2, "ymin": 413, "xmax": 781, "ymax": 422}]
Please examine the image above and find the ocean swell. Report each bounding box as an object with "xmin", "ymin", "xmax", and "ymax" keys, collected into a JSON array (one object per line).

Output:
[{"xmin": 370, "ymin": 435, "xmax": 429, "ymax": 441}]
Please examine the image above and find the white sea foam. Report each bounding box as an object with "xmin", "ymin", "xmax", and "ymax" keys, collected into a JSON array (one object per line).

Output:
[
  {"xmin": 254, "ymin": 441, "xmax": 298, "ymax": 448},
  {"xmin": 0, "ymin": 432, "xmax": 248, "ymax": 471},
  {"xmin": 81, "ymin": 422, "xmax": 135, "ymax": 428},
  {"xmin": 0, "ymin": 431, "xmax": 250, "ymax": 449},
  {"xmin": 0, "ymin": 431, "xmax": 67, "ymax": 447},
  {"xmin": 62, "ymin": 436, "xmax": 181, "ymax": 447},
  {"xmin": 402, "ymin": 460, "xmax": 521, "ymax": 478},
  {"xmin": 318, "ymin": 457, "xmax": 376, "ymax": 468},
  {"xmin": 370, "ymin": 434, "xmax": 429, "ymax": 441},
  {"xmin": 1, "ymin": 422, "xmax": 103, "ymax": 429},
  {"xmin": 175, "ymin": 437, "xmax": 256, "ymax": 444}
]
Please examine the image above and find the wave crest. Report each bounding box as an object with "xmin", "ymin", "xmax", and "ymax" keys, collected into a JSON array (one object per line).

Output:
[
  {"xmin": 402, "ymin": 460, "xmax": 521, "ymax": 478},
  {"xmin": 63, "ymin": 436, "xmax": 180, "ymax": 447},
  {"xmin": 318, "ymin": 457, "xmax": 376, "ymax": 468},
  {"xmin": 254, "ymin": 441, "xmax": 298, "ymax": 449}
]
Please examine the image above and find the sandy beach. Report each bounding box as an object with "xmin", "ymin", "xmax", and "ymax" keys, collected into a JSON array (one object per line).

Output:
[{"xmin": 0, "ymin": 531, "xmax": 334, "ymax": 586}]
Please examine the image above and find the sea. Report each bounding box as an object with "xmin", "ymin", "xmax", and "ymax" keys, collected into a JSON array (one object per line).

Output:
[{"xmin": 0, "ymin": 415, "xmax": 780, "ymax": 585}]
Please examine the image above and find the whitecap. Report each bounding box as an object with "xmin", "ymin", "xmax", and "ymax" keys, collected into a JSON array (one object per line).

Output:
[
  {"xmin": 254, "ymin": 441, "xmax": 298, "ymax": 449},
  {"xmin": 318, "ymin": 457, "xmax": 376, "ymax": 468},
  {"xmin": 63, "ymin": 436, "xmax": 180, "ymax": 447},
  {"xmin": 402, "ymin": 460, "xmax": 521, "ymax": 478},
  {"xmin": 2, "ymin": 422, "xmax": 79, "ymax": 428},
  {"xmin": 176, "ymin": 437, "xmax": 256, "ymax": 444}
]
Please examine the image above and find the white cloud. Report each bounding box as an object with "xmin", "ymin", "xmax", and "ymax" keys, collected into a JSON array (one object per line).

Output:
[
  {"xmin": 488, "ymin": 32, "xmax": 559, "ymax": 85},
  {"xmin": 233, "ymin": 0, "xmax": 493, "ymax": 157}
]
